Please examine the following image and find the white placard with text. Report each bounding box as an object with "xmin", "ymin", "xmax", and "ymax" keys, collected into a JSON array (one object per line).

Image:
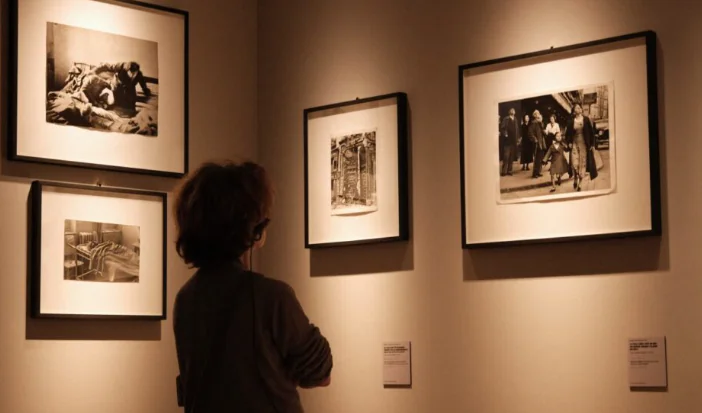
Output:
[
  {"xmin": 628, "ymin": 337, "xmax": 667, "ymax": 388},
  {"xmin": 383, "ymin": 341, "xmax": 412, "ymax": 387}
]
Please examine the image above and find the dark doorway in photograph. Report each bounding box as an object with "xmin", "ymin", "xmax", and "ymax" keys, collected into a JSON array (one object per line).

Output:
[
  {"xmin": 63, "ymin": 219, "xmax": 141, "ymax": 283},
  {"xmin": 46, "ymin": 22, "xmax": 159, "ymax": 136},
  {"xmin": 497, "ymin": 83, "xmax": 614, "ymax": 204},
  {"xmin": 331, "ymin": 130, "xmax": 378, "ymax": 216}
]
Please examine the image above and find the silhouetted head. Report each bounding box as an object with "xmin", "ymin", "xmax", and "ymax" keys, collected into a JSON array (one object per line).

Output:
[{"xmin": 174, "ymin": 160, "xmax": 274, "ymax": 268}]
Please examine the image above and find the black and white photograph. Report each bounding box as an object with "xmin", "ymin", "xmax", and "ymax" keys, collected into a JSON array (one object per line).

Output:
[
  {"xmin": 12, "ymin": 0, "xmax": 188, "ymax": 177},
  {"xmin": 63, "ymin": 219, "xmax": 141, "ymax": 283},
  {"xmin": 460, "ymin": 32, "xmax": 659, "ymax": 248},
  {"xmin": 31, "ymin": 180, "xmax": 166, "ymax": 319},
  {"xmin": 46, "ymin": 22, "xmax": 159, "ymax": 136},
  {"xmin": 305, "ymin": 92, "xmax": 408, "ymax": 247},
  {"xmin": 331, "ymin": 130, "xmax": 378, "ymax": 216},
  {"xmin": 496, "ymin": 83, "xmax": 615, "ymax": 204}
]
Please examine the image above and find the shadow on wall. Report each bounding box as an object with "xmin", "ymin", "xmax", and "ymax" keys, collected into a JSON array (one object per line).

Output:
[
  {"xmin": 310, "ymin": 239, "xmax": 414, "ymax": 277},
  {"xmin": 310, "ymin": 100, "xmax": 415, "ymax": 277},
  {"xmin": 463, "ymin": 234, "xmax": 668, "ymax": 281},
  {"xmin": 25, "ymin": 317, "xmax": 161, "ymax": 341},
  {"xmin": 25, "ymin": 318, "xmax": 162, "ymax": 341},
  {"xmin": 464, "ymin": 36, "xmax": 670, "ymax": 281}
]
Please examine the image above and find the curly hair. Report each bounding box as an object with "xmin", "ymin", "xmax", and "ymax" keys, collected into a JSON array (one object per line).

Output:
[{"xmin": 173, "ymin": 160, "xmax": 274, "ymax": 268}]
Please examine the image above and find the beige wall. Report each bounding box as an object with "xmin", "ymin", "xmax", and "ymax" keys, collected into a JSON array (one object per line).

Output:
[
  {"xmin": 258, "ymin": 1, "xmax": 702, "ymax": 412},
  {"xmin": 0, "ymin": 0, "xmax": 257, "ymax": 412},
  {"xmin": 4, "ymin": 0, "xmax": 702, "ymax": 412}
]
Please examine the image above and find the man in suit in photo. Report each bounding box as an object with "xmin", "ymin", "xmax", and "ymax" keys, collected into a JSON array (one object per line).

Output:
[{"xmin": 500, "ymin": 107, "xmax": 519, "ymax": 176}]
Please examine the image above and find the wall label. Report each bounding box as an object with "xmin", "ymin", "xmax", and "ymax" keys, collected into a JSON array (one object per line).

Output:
[
  {"xmin": 383, "ymin": 341, "xmax": 411, "ymax": 387},
  {"xmin": 628, "ymin": 336, "xmax": 667, "ymax": 388}
]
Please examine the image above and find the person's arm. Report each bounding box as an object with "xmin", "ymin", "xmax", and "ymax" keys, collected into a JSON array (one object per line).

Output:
[
  {"xmin": 542, "ymin": 147, "xmax": 552, "ymax": 164},
  {"xmin": 300, "ymin": 375, "xmax": 331, "ymax": 389},
  {"xmin": 135, "ymin": 71, "xmax": 151, "ymax": 96},
  {"xmin": 271, "ymin": 282, "xmax": 333, "ymax": 388}
]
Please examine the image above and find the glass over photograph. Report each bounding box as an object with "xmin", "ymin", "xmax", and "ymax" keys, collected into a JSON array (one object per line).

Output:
[
  {"xmin": 497, "ymin": 83, "xmax": 615, "ymax": 204},
  {"xmin": 330, "ymin": 130, "xmax": 378, "ymax": 216},
  {"xmin": 46, "ymin": 22, "xmax": 159, "ymax": 136},
  {"xmin": 63, "ymin": 219, "xmax": 141, "ymax": 283}
]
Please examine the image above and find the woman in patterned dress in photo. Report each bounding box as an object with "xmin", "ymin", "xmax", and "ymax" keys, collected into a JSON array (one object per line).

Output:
[{"xmin": 564, "ymin": 103, "xmax": 596, "ymax": 192}]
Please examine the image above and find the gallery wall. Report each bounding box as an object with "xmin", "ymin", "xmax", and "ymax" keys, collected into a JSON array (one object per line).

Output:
[
  {"xmin": 0, "ymin": 0, "xmax": 257, "ymax": 412},
  {"xmin": 257, "ymin": 1, "xmax": 702, "ymax": 412}
]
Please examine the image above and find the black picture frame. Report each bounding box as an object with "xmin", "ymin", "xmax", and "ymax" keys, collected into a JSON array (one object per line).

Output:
[
  {"xmin": 29, "ymin": 180, "xmax": 167, "ymax": 320},
  {"xmin": 459, "ymin": 30, "xmax": 661, "ymax": 248},
  {"xmin": 9, "ymin": 0, "xmax": 189, "ymax": 178},
  {"xmin": 303, "ymin": 92, "xmax": 410, "ymax": 248}
]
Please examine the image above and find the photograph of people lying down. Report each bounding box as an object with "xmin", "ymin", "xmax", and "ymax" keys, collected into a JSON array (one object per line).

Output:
[
  {"xmin": 46, "ymin": 22, "xmax": 159, "ymax": 136},
  {"xmin": 64, "ymin": 220, "xmax": 141, "ymax": 283}
]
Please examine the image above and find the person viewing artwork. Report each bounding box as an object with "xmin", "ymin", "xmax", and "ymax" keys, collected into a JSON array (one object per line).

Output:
[
  {"xmin": 173, "ymin": 160, "xmax": 333, "ymax": 413},
  {"xmin": 45, "ymin": 22, "xmax": 158, "ymax": 136},
  {"xmin": 496, "ymin": 82, "xmax": 615, "ymax": 204}
]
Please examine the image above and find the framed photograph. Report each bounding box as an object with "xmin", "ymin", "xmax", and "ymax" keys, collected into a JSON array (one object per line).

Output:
[
  {"xmin": 30, "ymin": 180, "xmax": 167, "ymax": 320},
  {"xmin": 304, "ymin": 92, "xmax": 409, "ymax": 248},
  {"xmin": 10, "ymin": 0, "xmax": 189, "ymax": 177},
  {"xmin": 459, "ymin": 31, "xmax": 661, "ymax": 248}
]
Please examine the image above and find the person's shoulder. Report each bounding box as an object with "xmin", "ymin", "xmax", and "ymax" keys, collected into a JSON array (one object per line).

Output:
[
  {"xmin": 173, "ymin": 266, "xmax": 222, "ymax": 301},
  {"xmin": 252, "ymin": 272, "xmax": 294, "ymax": 292},
  {"xmin": 173, "ymin": 271, "xmax": 199, "ymax": 307},
  {"xmin": 251, "ymin": 272, "xmax": 298, "ymax": 301}
]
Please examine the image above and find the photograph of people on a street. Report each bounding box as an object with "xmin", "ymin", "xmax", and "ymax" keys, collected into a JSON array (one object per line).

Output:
[
  {"xmin": 331, "ymin": 130, "xmax": 378, "ymax": 216},
  {"xmin": 497, "ymin": 83, "xmax": 615, "ymax": 204},
  {"xmin": 46, "ymin": 22, "xmax": 159, "ymax": 136}
]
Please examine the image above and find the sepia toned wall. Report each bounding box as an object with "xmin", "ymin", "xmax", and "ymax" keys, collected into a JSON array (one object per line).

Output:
[
  {"xmin": 4, "ymin": 1, "xmax": 702, "ymax": 412},
  {"xmin": 0, "ymin": 0, "xmax": 257, "ymax": 412},
  {"xmin": 257, "ymin": 1, "xmax": 702, "ymax": 413}
]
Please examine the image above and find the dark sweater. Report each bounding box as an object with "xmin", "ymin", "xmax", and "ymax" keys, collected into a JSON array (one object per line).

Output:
[{"xmin": 173, "ymin": 260, "xmax": 333, "ymax": 413}]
